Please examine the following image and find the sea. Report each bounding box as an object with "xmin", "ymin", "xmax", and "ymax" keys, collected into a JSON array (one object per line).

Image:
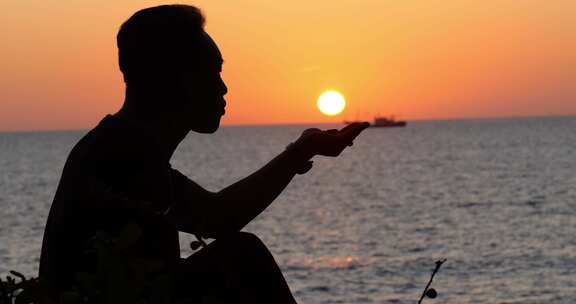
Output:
[{"xmin": 1, "ymin": 116, "xmax": 575, "ymax": 303}]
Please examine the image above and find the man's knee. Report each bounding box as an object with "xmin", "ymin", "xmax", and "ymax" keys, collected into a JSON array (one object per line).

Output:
[
  {"xmin": 214, "ymin": 231, "xmax": 269, "ymax": 255},
  {"xmin": 236, "ymin": 231, "xmax": 262, "ymax": 243},
  {"xmin": 226, "ymin": 231, "xmax": 264, "ymax": 247}
]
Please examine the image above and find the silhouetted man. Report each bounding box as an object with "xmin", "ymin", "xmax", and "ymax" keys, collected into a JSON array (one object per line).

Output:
[{"xmin": 39, "ymin": 4, "xmax": 369, "ymax": 303}]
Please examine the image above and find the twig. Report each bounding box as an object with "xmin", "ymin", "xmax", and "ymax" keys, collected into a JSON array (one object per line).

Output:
[{"xmin": 417, "ymin": 258, "xmax": 446, "ymax": 304}]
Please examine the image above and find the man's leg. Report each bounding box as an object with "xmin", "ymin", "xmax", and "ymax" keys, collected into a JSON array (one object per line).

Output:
[{"xmin": 174, "ymin": 231, "xmax": 297, "ymax": 304}]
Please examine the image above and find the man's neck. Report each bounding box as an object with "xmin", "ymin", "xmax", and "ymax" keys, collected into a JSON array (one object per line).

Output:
[{"xmin": 114, "ymin": 91, "xmax": 188, "ymax": 161}]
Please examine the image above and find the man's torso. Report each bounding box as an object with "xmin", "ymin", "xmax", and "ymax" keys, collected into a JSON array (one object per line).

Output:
[{"xmin": 39, "ymin": 115, "xmax": 182, "ymax": 291}]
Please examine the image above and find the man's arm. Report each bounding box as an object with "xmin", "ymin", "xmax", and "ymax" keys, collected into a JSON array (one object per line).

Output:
[{"xmin": 165, "ymin": 122, "xmax": 370, "ymax": 239}]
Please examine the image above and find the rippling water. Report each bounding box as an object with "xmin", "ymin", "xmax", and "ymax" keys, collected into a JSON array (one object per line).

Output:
[{"xmin": 1, "ymin": 117, "xmax": 576, "ymax": 303}]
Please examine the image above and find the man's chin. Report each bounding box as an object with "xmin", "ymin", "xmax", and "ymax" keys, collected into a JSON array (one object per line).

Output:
[{"xmin": 191, "ymin": 120, "xmax": 221, "ymax": 134}]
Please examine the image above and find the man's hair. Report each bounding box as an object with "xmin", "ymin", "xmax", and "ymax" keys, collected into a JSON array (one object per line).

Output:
[{"xmin": 117, "ymin": 5, "xmax": 206, "ymax": 84}]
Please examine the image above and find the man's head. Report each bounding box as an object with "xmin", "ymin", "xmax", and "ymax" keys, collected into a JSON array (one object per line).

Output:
[{"xmin": 117, "ymin": 5, "xmax": 227, "ymax": 133}]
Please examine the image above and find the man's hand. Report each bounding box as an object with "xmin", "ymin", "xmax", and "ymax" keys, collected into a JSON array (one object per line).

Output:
[
  {"xmin": 183, "ymin": 122, "xmax": 370, "ymax": 236},
  {"xmin": 294, "ymin": 122, "xmax": 370, "ymax": 158}
]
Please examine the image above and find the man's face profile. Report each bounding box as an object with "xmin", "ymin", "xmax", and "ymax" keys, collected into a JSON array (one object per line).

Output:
[{"xmin": 176, "ymin": 32, "xmax": 227, "ymax": 134}]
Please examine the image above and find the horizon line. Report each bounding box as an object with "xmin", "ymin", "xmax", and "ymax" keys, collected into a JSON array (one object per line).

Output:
[{"xmin": 1, "ymin": 113, "xmax": 574, "ymax": 133}]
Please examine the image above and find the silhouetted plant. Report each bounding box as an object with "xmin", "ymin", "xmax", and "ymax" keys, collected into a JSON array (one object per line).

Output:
[
  {"xmin": 417, "ymin": 258, "xmax": 446, "ymax": 304},
  {"xmin": 1, "ymin": 223, "xmax": 225, "ymax": 304},
  {"xmin": 0, "ymin": 270, "xmax": 55, "ymax": 304}
]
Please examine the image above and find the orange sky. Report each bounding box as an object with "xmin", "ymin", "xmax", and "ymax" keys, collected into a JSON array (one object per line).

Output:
[{"xmin": 0, "ymin": 0, "xmax": 575, "ymax": 131}]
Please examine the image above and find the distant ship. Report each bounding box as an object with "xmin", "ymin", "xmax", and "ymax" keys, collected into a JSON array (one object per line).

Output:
[{"xmin": 344, "ymin": 116, "xmax": 407, "ymax": 128}]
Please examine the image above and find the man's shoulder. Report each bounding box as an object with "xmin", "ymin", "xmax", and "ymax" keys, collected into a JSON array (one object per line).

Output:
[{"xmin": 62, "ymin": 116, "xmax": 116, "ymax": 175}]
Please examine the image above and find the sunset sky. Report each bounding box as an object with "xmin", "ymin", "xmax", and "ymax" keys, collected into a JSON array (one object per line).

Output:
[{"xmin": 1, "ymin": 0, "xmax": 574, "ymax": 131}]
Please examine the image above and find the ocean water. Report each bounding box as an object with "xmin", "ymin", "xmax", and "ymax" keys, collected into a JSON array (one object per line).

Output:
[{"xmin": 1, "ymin": 117, "xmax": 575, "ymax": 303}]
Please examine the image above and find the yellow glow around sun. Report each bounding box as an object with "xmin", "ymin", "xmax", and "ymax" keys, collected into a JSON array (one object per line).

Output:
[{"xmin": 317, "ymin": 90, "xmax": 346, "ymax": 116}]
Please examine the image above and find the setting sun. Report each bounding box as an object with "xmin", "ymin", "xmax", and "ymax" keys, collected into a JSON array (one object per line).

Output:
[{"xmin": 317, "ymin": 90, "xmax": 346, "ymax": 116}]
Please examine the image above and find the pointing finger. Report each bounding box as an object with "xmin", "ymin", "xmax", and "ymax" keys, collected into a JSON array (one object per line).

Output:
[
  {"xmin": 339, "ymin": 122, "xmax": 361, "ymax": 133},
  {"xmin": 340, "ymin": 121, "xmax": 370, "ymax": 140}
]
